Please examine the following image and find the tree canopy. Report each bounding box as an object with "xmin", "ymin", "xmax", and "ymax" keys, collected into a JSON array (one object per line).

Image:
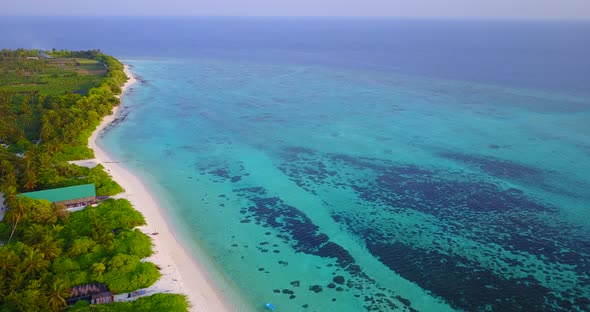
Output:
[{"xmin": 0, "ymin": 49, "xmax": 188, "ymax": 311}]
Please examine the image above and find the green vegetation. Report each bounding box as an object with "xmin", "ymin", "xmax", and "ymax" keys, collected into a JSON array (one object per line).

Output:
[
  {"xmin": 0, "ymin": 48, "xmax": 127, "ymax": 193},
  {"xmin": 0, "ymin": 200, "xmax": 159, "ymax": 311},
  {"xmin": 35, "ymin": 163, "xmax": 124, "ymax": 196},
  {"xmin": 68, "ymin": 294, "xmax": 189, "ymax": 312},
  {"xmin": 56, "ymin": 199, "xmax": 159, "ymax": 292},
  {"xmin": 0, "ymin": 48, "xmax": 124, "ymax": 158},
  {"xmin": 1, "ymin": 49, "xmax": 108, "ymax": 96},
  {"xmin": 0, "ymin": 49, "xmax": 187, "ymax": 311}
]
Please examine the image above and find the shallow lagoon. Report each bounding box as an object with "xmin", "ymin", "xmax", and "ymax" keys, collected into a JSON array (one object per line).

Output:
[{"xmin": 101, "ymin": 57, "xmax": 590, "ymax": 311}]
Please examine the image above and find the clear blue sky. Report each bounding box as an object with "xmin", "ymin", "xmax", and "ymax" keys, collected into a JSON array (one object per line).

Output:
[{"xmin": 1, "ymin": 0, "xmax": 589, "ymax": 20}]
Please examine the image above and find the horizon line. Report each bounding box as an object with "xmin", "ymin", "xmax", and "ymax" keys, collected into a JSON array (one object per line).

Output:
[{"xmin": 1, "ymin": 14, "xmax": 589, "ymax": 22}]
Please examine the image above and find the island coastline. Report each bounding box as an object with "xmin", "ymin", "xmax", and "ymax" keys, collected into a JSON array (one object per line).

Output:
[{"xmin": 86, "ymin": 65, "xmax": 234, "ymax": 312}]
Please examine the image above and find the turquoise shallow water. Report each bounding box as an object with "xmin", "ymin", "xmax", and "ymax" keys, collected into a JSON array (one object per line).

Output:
[{"xmin": 100, "ymin": 58, "xmax": 590, "ymax": 312}]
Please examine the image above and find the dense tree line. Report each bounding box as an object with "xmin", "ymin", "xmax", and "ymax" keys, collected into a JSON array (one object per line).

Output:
[
  {"xmin": 0, "ymin": 49, "xmax": 42, "ymax": 59},
  {"xmin": 0, "ymin": 50, "xmax": 186, "ymax": 311}
]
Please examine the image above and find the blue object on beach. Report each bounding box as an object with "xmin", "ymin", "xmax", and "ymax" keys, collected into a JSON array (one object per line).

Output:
[{"xmin": 265, "ymin": 303, "xmax": 276, "ymax": 311}]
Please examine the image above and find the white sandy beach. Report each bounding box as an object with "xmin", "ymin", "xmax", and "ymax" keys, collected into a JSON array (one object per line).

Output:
[{"xmin": 85, "ymin": 65, "xmax": 233, "ymax": 311}]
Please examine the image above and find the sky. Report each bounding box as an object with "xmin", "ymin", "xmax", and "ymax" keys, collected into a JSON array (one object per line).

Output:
[{"xmin": 1, "ymin": 0, "xmax": 589, "ymax": 20}]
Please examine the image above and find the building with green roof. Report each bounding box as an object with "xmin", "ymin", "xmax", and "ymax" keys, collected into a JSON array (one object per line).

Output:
[{"xmin": 18, "ymin": 183, "xmax": 96, "ymax": 208}]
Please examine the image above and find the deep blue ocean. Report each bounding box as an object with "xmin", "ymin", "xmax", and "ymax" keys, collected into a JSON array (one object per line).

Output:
[{"xmin": 2, "ymin": 17, "xmax": 590, "ymax": 311}]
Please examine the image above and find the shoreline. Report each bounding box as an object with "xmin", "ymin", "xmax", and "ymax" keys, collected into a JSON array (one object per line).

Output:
[{"xmin": 86, "ymin": 65, "xmax": 233, "ymax": 312}]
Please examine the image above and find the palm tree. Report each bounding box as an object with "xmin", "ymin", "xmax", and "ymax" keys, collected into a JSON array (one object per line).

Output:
[
  {"xmin": 91, "ymin": 217, "xmax": 114, "ymax": 247},
  {"xmin": 0, "ymin": 249, "xmax": 19, "ymax": 299},
  {"xmin": 21, "ymin": 248, "xmax": 49, "ymax": 277},
  {"xmin": 23, "ymin": 166, "xmax": 38, "ymax": 191},
  {"xmin": 22, "ymin": 152, "xmax": 39, "ymax": 191},
  {"xmin": 23, "ymin": 224, "xmax": 47, "ymax": 246},
  {"xmin": 39, "ymin": 114, "xmax": 54, "ymax": 142},
  {"xmin": 0, "ymin": 248, "xmax": 18, "ymax": 273},
  {"xmin": 0, "ymin": 160, "xmax": 18, "ymax": 199},
  {"xmin": 8, "ymin": 270, "xmax": 26, "ymax": 292},
  {"xmin": 37, "ymin": 237, "xmax": 61, "ymax": 261},
  {"xmin": 47, "ymin": 278, "xmax": 70, "ymax": 312},
  {"xmin": 44, "ymin": 139, "xmax": 63, "ymax": 156},
  {"xmin": 6, "ymin": 197, "xmax": 29, "ymax": 244}
]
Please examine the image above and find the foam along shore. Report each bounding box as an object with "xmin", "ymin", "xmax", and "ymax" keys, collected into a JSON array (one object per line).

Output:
[{"xmin": 85, "ymin": 65, "xmax": 233, "ymax": 311}]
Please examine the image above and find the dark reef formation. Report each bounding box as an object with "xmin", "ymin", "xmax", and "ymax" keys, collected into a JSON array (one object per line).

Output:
[{"xmin": 274, "ymin": 146, "xmax": 590, "ymax": 312}]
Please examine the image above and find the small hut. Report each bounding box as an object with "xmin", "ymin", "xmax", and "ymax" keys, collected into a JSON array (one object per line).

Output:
[
  {"xmin": 67, "ymin": 283, "xmax": 114, "ymax": 306},
  {"xmin": 18, "ymin": 183, "xmax": 96, "ymax": 208},
  {"xmin": 92, "ymin": 292, "xmax": 115, "ymax": 304}
]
